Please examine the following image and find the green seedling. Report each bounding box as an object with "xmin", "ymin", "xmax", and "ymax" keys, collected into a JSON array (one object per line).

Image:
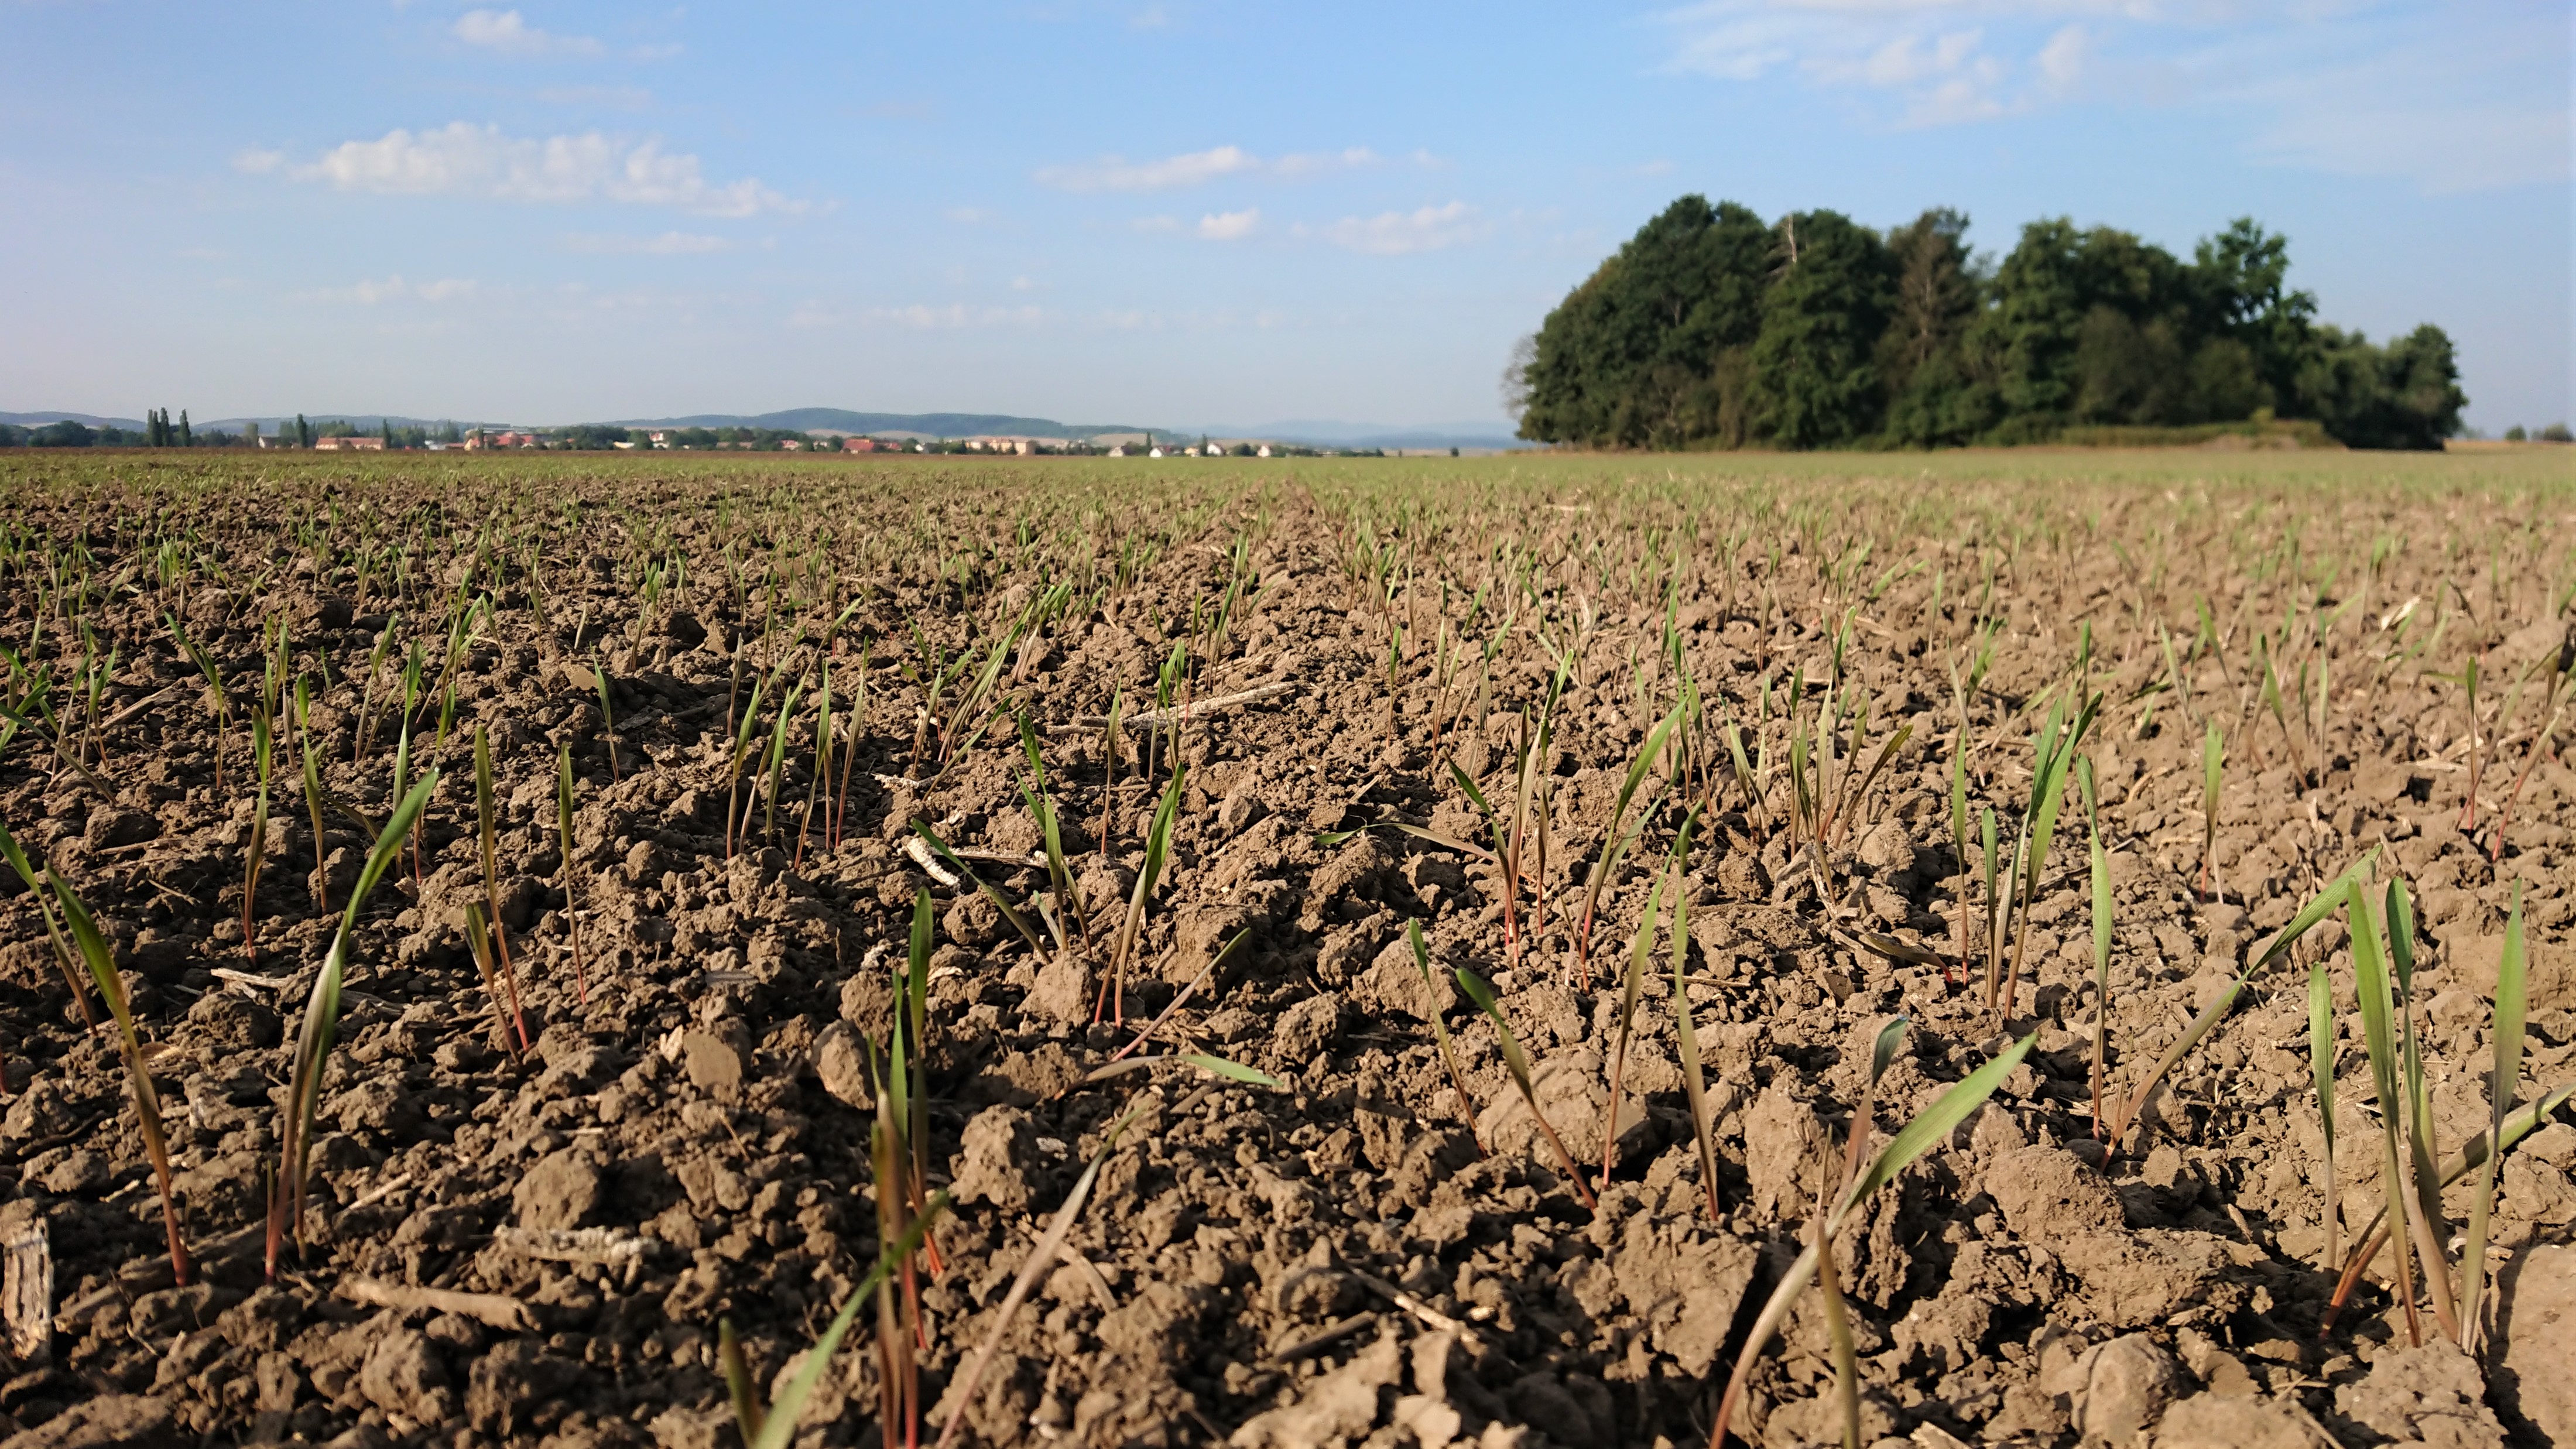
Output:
[
  {"xmin": 1948, "ymin": 727, "xmax": 1971, "ymax": 981},
  {"xmin": 471, "ymin": 724, "xmax": 530, "ymax": 1022},
  {"xmin": 47, "ymin": 874, "xmax": 189, "ymax": 1286},
  {"xmin": 908, "ymin": 823, "xmax": 1043, "ymax": 954},
  {"xmin": 1103, "ymin": 762, "xmax": 1186, "ymax": 1026},
  {"xmin": 2321, "ymin": 1082, "xmax": 2575, "ymax": 1334},
  {"xmin": 2099, "ymin": 858, "xmax": 2364, "ymax": 1156},
  {"xmin": 720, "ymin": 1200, "xmax": 950, "ymax": 1449},
  {"xmin": 1017, "ymin": 710, "xmax": 1082, "ymax": 952},
  {"xmin": 0, "ymin": 820, "xmax": 96, "ymax": 1026},
  {"xmin": 2459, "ymin": 883, "xmax": 2524, "ymax": 1351},
  {"xmin": 1669, "ymin": 818, "xmax": 1721, "ymax": 1220},
  {"xmin": 933, "ymin": 1105, "xmax": 1144, "ymax": 1448},
  {"xmin": 592, "ymin": 648, "xmax": 620, "ymax": 784},
  {"xmin": 2200, "ymin": 718, "xmax": 2224, "ymax": 899},
  {"xmin": 296, "ymin": 677, "xmax": 327, "ymax": 913},
  {"xmin": 461, "ymin": 900, "xmax": 528, "ymax": 1054},
  {"xmin": 1814, "ymin": 1016, "xmax": 1912, "ymax": 1449},
  {"xmin": 2308, "ymin": 955, "xmax": 2338, "ymax": 1274},
  {"xmin": 555, "ymin": 742, "xmax": 589, "ymax": 1006},
  {"xmin": 1406, "ymin": 920, "xmax": 1485, "ymax": 1154},
  {"xmin": 1708, "ymin": 1027, "xmax": 2039, "ymax": 1449},
  {"xmin": 1455, "ymin": 966, "xmax": 1595, "ymax": 1211},
  {"xmin": 760, "ymin": 677, "xmax": 806, "ymax": 842},
  {"xmin": 268, "ymin": 769, "xmax": 437, "ymax": 1279},
  {"xmin": 2347, "ymin": 877, "xmax": 2452, "ymax": 1344},
  {"xmin": 2081, "ymin": 758, "xmax": 2112, "ymax": 1139},
  {"xmin": 1575, "ymin": 701, "xmax": 1680, "ymax": 971},
  {"xmin": 167, "ymin": 614, "xmax": 231, "ymax": 793},
  {"xmin": 242, "ymin": 704, "xmax": 274, "ymax": 961}
]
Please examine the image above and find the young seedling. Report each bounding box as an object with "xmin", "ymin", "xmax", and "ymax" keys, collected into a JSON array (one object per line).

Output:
[
  {"xmin": 1669, "ymin": 823, "xmax": 1722, "ymax": 1220},
  {"xmin": 720, "ymin": 1201, "xmax": 950, "ymax": 1449},
  {"xmin": 0, "ymin": 821, "xmax": 97, "ymax": 1027},
  {"xmin": 1017, "ymin": 710, "xmax": 1083, "ymax": 953},
  {"xmin": 592, "ymin": 648, "xmax": 621, "ymax": 784},
  {"xmin": 1575, "ymin": 702, "xmax": 1680, "ymax": 972},
  {"xmin": 2200, "ymin": 719, "xmax": 2223, "ymax": 899},
  {"xmin": 2347, "ymin": 877, "xmax": 2453, "ymax": 1344},
  {"xmin": 1102, "ymin": 763, "xmax": 1186, "ymax": 1026},
  {"xmin": 931, "ymin": 1104, "xmax": 1149, "ymax": 1449},
  {"xmin": 1406, "ymin": 920, "xmax": 1486, "ymax": 1154},
  {"xmin": 166, "ymin": 614, "xmax": 229, "ymax": 794},
  {"xmin": 554, "ymin": 742, "xmax": 590, "ymax": 1006},
  {"xmin": 268, "ymin": 769, "xmax": 437, "ymax": 1279},
  {"xmin": 296, "ymin": 677, "xmax": 328, "ymax": 914},
  {"xmin": 242, "ymin": 704, "xmax": 274, "ymax": 961},
  {"xmin": 2080, "ymin": 758, "xmax": 2112, "ymax": 1139},
  {"xmin": 2458, "ymin": 883, "xmax": 2524, "ymax": 1352},
  {"xmin": 907, "ymin": 824, "xmax": 1044, "ymax": 954},
  {"xmin": 2308, "ymin": 955, "xmax": 2339, "ymax": 1274},
  {"xmin": 1707, "ymin": 1027, "xmax": 2039, "ymax": 1449},
  {"xmin": 46, "ymin": 874, "xmax": 189, "ymax": 1286},
  {"xmin": 472, "ymin": 725, "xmax": 532, "ymax": 1025},
  {"xmin": 1455, "ymin": 966, "xmax": 1595, "ymax": 1211},
  {"xmin": 1601, "ymin": 811, "xmax": 1696, "ymax": 1188}
]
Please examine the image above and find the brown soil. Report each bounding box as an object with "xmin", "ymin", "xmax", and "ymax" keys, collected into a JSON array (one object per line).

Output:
[{"xmin": 0, "ymin": 460, "xmax": 2570, "ymax": 1449}]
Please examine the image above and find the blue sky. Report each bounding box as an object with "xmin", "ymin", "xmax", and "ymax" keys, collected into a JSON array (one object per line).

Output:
[{"xmin": 2, "ymin": 1, "xmax": 2567, "ymax": 433}]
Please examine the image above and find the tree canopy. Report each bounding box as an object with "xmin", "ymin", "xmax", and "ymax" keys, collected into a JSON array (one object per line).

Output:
[{"xmin": 1512, "ymin": 197, "xmax": 2464, "ymax": 451}]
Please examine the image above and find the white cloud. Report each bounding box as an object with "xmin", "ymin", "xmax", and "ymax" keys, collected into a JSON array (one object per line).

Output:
[
  {"xmin": 789, "ymin": 302, "xmax": 1049, "ymax": 330},
  {"xmin": 1654, "ymin": 0, "xmax": 2573, "ymax": 189},
  {"xmin": 280, "ymin": 122, "xmax": 802, "ymax": 217},
  {"xmin": 2036, "ymin": 24, "xmax": 2087, "ymax": 88},
  {"xmin": 1034, "ymin": 144, "xmax": 1393, "ymax": 192},
  {"xmin": 560, "ymin": 231, "xmax": 735, "ymax": 254},
  {"xmin": 296, "ymin": 275, "xmax": 480, "ymax": 305},
  {"xmin": 1312, "ymin": 201, "xmax": 1482, "ymax": 256},
  {"xmin": 453, "ymin": 9, "xmax": 602, "ymax": 58},
  {"xmin": 1197, "ymin": 207, "xmax": 1259, "ymax": 240}
]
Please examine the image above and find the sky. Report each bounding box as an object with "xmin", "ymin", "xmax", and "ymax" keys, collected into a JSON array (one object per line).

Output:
[{"xmin": 1, "ymin": 1, "xmax": 2568, "ymax": 434}]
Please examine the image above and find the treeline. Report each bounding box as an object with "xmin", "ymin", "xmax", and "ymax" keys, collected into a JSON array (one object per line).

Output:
[
  {"xmin": 0, "ymin": 415, "xmax": 473, "ymax": 448},
  {"xmin": 1511, "ymin": 197, "xmax": 2467, "ymax": 451}
]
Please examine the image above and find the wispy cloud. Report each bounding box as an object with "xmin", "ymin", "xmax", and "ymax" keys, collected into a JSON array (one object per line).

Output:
[
  {"xmin": 1197, "ymin": 207, "xmax": 1259, "ymax": 241},
  {"xmin": 295, "ymin": 275, "xmax": 480, "ymax": 305},
  {"xmin": 1309, "ymin": 201, "xmax": 1482, "ymax": 256},
  {"xmin": 453, "ymin": 9, "xmax": 602, "ymax": 58},
  {"xmin": 1035, "ymin": 145, "xmax": 1388, "ymax": 192},
  {"xmin": 1654, "ymin": 0, "xmax": 2571, "ymax": 186},
  {"xmin": 273, "ymin": 122, "xmax": 803, "ymax": 217},
  {"xmin": 560, "ymin": 231, "xmax": 735, "ymax": 254},
  {"xmin": 789, "ymin": 302, "xmax": 1049, "ymax": 330}
]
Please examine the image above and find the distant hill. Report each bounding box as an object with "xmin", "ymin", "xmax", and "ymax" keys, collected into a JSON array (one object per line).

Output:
[
  {"xmin": 614, "ymin": 409, "xmax": 1163, "ymax": 440},
  {"xmin": 2, "ymin": 410, "xmax": 148, "ymax": 431}
]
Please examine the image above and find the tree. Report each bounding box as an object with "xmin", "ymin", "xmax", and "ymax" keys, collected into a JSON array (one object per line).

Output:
[
  {"xmin": 1746, "ymin": 210, "xmax": 1892, "ymax": 448},
  {"xmin": 1519, "ymin": 195, "xmax": 1772, "ymax": 446},
  {"xmin": 295, "ymin": 414, "xmax": 312, "ymax": 447},
  {"xmin": 179, "ymin": 410, "xmax": 193, "ymax": 447},
  {"xmin": 32, "ymin": 420, "xmax": 95, "ymax": 447},
  {"xmin": 2295, "ymin": 324, "xmax": 2465, "ymax": 450}
]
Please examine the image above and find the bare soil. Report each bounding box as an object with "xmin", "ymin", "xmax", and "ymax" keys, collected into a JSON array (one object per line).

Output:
[{"xmin": 0, "ymin": 460, "xmax": 2570, "ymax": 1449}]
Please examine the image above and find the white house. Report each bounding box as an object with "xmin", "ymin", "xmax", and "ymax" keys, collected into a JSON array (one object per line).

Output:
[
  {"xmin": 1256, "ymin": 444, "xmax": 1273, "ymax": 457},
  {"xmin": 1107, "ymin": 444, "xmax": 1127, "ymax": 457}
]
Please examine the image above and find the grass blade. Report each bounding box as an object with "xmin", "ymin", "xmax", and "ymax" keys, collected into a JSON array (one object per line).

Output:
[
  {"xmin": 1455, "ymin": 966, "xmax": 1595, "ymax": 1210},
  {"xmin": 2458, "ymin": 883, "xmax": 2525, "ymax": 1351},
  {"xmin": 1407, "ymin": 920, "xmax": 1485, "ymax": 1154},
  {"xmin": 47, "ymin": 875, "xmax": 189, "ymax": 1286}
]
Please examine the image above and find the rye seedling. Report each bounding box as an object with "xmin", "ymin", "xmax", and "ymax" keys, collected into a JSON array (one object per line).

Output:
[
  {"xmin": 1455, "ymin": 966, "xmax": 1595, "ymax": 1211},
  {"xmin": 2080, "ymin": 758, "xmax": 2112, "ymax": 1139},
  {"xmin": 2200, "ymin": 718, "xmax": 2224, "ymax": 900},
  {"xmin": 2458, "ymin": 883, "xmax": 2524, "ymax": 1351},
  {"xmin": 555, "ymin": 742, "xmax": 590, "ymax": 1006},
  {"xmin": 2308, "ymin": 954, "xmax": 2338, "ymax": 1273},
  {"xmin": 1575, "ymin": 701, "xmax": 1680, "ymax": 972},
  {"xmin": 933, "ymin": 1105, "xmax": 1147, "ymax": 1449},
  {"xmin": 1708, "ymin": 1028, "xmax": 2038, "ymax": 1449},
  {"xmin": 241, "ymin": 704, "xmax": 274, "ymax": 961},
  {"xmin": 2346, "ymin": 876, "xmax": 2453, "ymax": 1344},
  {"xmin": 167, "ymin": 615, "xmax": 230, "ymax": 793},
  {"xmin": 268, "ymin": 769, "xmax": 437, "ymax": 1279},
  {"xmin": 295, "ymin": 677, "xmax": 328, "ymax": 914},
  {"xmin": 1406, "ymin": 920, "xmax": 1486, "ymax": 1153},
  {"xmin": 1102, "ymin": 762, "xmax": 1186, "ymax": 1025},
  {"xmin": 0, "ymin": 820, "xmax": 97, "ymax": 1026},
  {"xmin": 719, "ymin": 1202, "xmax": 950, "ymax": 1449},
  {"xmin": 47, "ymin": 873, "xmax": 190, "ymax": 1284}
]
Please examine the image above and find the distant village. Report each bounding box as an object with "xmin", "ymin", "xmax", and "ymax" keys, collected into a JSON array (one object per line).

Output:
[{"xmin": 0, "ymin": 413, "xmax": 1406, "ymax": 456}]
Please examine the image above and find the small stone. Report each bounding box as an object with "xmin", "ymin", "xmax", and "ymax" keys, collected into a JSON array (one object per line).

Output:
[
  {"xmin": 1272, "ymin": 994, "xmax": 1342, "ymax": 1065},
  {"xmin": 1026, "ymin": 953, "xmax": 1093, "ymax": 1026},
  {"xmin": 680, "ymin": 1025, "xmax": 748, "ymax": 1090},
  {"xmin": 2081, "ymin": 1334, "xmax": 2179, "ymax": 1443},
  {"xmin": 950, "ymin": 1107, "xmax": 1037, "ymax": 1212},
  {"xmin": 514, "ymin": 1150, "xmax": 603, "ymax": 1231},
  {"xmin": 814, "ymin": 1022, "xmax": 873, "ymax": 1108}
]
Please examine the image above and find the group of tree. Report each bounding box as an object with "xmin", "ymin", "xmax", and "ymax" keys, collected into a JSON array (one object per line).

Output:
[{"xmin": 1510, "ymin": 197, "xmax": 2469, "ymax": 451}]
